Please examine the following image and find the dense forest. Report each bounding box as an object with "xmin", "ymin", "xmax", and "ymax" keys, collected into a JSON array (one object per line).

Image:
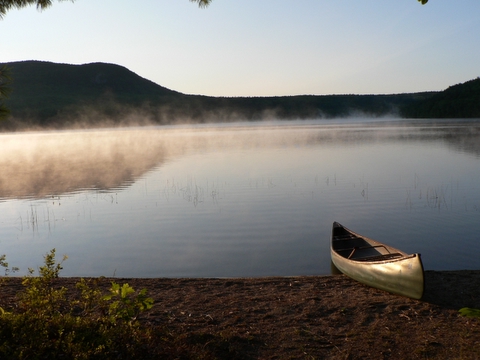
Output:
[
  {"xmin": 400, "ymin": 77, "xmax": 480, "ymax": 118},
  {"xmin": 0, "ymin": 61, "xmax": 478, "ymax": 130}
]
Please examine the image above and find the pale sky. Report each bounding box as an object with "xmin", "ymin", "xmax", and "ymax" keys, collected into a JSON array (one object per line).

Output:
[{"xmin": 2, "ymin": 0, "xmax": 479, "ymax": 97}]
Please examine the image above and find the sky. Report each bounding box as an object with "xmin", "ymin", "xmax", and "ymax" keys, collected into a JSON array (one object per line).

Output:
[{"xmin": 1, "ymin": 0, "xmax": 480, "ymax": 97}]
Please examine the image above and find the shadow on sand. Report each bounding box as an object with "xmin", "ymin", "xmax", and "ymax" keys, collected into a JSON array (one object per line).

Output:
[{"xmin": 422, "ymin": 270, "xmax": 480, "ymax": 309}]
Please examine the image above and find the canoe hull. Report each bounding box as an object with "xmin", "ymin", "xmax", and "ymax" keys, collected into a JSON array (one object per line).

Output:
[{"xmin": 331, "ymin": 222, "xmax": 424, "ymax": 299}]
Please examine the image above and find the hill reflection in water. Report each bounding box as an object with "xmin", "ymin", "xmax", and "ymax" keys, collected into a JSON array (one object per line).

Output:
[
  {"xmin": 1, "ymin": 120, "xmax": 480, "ymax": 201},
  {"xmin": 0, "ymin": 128, "xmax": 172, "ymax": 199}
]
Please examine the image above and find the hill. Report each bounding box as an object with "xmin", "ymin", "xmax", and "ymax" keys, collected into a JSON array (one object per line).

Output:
[
  {"xmin": 1, "ymin": 61, "xmax": 184, "ymax": 128},
  {"xmin": 401, "ymin": 77, "xmax": 480, "ymax": 118},
  {"xmin": 1, "ymin": 60, "xmax": 478, "ymax": 129}
]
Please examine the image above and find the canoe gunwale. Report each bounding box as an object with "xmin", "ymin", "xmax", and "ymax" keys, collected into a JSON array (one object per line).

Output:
[
  {"xmin": 340, "ymin": 252, "xmax": 417, "ymax": 264},
  {"xmin": 331, "ymin": 250, "xmax": 420, "ymax": 266}
]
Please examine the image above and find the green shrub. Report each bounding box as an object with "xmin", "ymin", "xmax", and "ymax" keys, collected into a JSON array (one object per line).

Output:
[
  {"xmin": 459, "ymin": 307, "xmax": 480, "ymax": 318},
  {"xmin": 0, "ymin": 249, "xmax": 154, "ymax": 359}
]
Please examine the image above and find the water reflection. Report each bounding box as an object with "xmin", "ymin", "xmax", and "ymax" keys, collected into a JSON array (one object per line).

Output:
[
  {"xmin": 0, "ymin": 129, "xmax": 169, "ymax": 199},
  {"xmin": 441, "ymin": 126, "xmax": 480, "ymax": 157},
  {"xmin": 2, "ymin": 120, "xmax": 480, "ymax": 201}
]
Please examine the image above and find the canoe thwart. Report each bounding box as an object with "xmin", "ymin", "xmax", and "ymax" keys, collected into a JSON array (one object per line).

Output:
[{"xmin": 333, "ymin": 244, "xmax": 391, "ymax": 259}]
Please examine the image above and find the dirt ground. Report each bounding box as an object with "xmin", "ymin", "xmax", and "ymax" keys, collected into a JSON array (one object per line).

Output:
[{"xmin": 0, "ymin": 270, "xmax": 479, "ymax": 359}]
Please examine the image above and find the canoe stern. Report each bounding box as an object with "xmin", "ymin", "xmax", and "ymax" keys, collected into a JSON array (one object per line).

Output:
[{"xmin": 331, "ymin": 251, "xmax": 424, "ymax": 299}]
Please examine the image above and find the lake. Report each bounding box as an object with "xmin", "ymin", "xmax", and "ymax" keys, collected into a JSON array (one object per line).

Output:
[{"xmin": 0, "ymin": 118, "xmax": 479, "ymax": 277}]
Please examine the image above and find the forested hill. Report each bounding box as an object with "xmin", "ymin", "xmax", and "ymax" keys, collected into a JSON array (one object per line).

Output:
[
  {"xmin": 1, "ymin": 61, "xmax": 183, "ymax": 128},
  {"xmin": 1, "ymin": 61, "xmax": 478, "ymax": 129},
  {"xmin": 401, "ymin": 77, "xmax": 480, "ymax": 118}
]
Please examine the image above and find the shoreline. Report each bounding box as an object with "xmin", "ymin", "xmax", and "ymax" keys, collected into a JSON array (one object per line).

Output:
[
  {"xmin": 1, "ymin": 270, "xmax": 479, "ymax": 359},
  {"xmin": 1, "ymin": 269, "xmax": 479, "ymax": 308}
]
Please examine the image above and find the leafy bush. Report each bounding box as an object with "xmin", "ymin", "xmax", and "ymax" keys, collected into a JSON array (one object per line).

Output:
[
  {"xmin": 459, "ymin": 307, "xmax": 480, "ymax": 318},
  {"xmin": 0, "ymin": 249, "xmax": 154, "ymax": 359}
]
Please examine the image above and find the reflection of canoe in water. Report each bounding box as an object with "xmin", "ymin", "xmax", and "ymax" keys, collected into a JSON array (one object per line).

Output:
[{"xmin": 330, "ymin": 222, "xmax": 424, "ymax": 299}]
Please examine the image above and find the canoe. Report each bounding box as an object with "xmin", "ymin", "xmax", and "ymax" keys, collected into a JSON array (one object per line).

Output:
[{"xmin": 330, "ymin": 222, "xmax": 424, "ymax": 299}]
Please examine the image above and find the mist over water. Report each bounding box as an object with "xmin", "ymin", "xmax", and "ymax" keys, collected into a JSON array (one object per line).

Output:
[{"xmin": 0, "ymin": 118, "xmax": 479, "ymax": 277}]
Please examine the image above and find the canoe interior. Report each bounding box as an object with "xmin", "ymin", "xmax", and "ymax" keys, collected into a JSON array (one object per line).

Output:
[{"xmin": 332, "ymin": 223, "xmax": 406, "ymax": 262}]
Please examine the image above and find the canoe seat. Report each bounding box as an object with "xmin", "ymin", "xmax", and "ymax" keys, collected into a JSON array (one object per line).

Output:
[{"xmin": 354, "ymin": 253, "xmax": 403, "ymax": 262}]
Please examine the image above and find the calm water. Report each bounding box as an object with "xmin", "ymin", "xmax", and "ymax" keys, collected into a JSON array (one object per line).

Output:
[{"xmin": 0, "ymin": 119, "xmax": 479, "ymax": 277}]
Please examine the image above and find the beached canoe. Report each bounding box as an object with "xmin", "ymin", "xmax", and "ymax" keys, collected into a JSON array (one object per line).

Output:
[{"xmin": 330, "ymin": 222, "xmax": 424, "ymax": 299}]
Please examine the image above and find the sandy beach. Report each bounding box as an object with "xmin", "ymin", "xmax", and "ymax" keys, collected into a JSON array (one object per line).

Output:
[{"xmin": 0, "ymin": 270, "xmax": 479, "ymax": 359}]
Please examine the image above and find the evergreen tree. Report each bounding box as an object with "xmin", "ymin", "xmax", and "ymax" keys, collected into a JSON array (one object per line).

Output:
[
  {"xmin": 0, "ymin": 1, "xmax": 208, "ymax": 18},
  {"xmin": 0, "ymin": 0, "xmax": 426, "ymax": 17},
  {"xmin": 0, "ymin": 0, "xmax": 72, "ymax": 18}
]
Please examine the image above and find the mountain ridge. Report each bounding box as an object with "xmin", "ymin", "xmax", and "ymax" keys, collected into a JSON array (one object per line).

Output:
[{"xmin": 1, "ymin": 60, "xmax": 478, "ymax": 129}]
